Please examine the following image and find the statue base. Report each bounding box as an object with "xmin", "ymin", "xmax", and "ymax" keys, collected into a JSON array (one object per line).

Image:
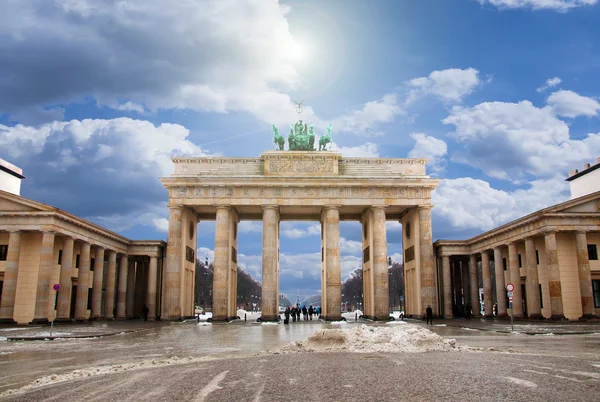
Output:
[{"xmin": 262, "ymin": 151, "xmax": 342, "ymax": 177}]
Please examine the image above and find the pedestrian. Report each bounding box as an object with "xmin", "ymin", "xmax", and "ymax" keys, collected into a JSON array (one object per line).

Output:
[
  {"xmin": 284, "ymin": 307, "xmax": 290, "ymax": 324},
  {"xmin": 296, "ymin": 306, "xmax": 301, "ymax": 321},
  {"xmin": 494, "ymin": 304, "xmax": 498, "ymax": 317},
  {"xmin": 291, "ymin": 306, "xmax": 297, "ymax": 322},
  {"xmin": 426, "ymin": 305, "xmax": 433, "ymax": 325},
  {"xmin": 466, "ymin": 303, "xmax": 472, "ymax": 319},
  {"xmin": 308, "ymin": 305, "xmax": 314, "ymax": 320},
  {"xmin": 143, "ymin": 304, "xmax": 149, "ymax": 321},
  {"xmin": 302, "ymin": 306, "xmax": 308, "ymax": 321}
]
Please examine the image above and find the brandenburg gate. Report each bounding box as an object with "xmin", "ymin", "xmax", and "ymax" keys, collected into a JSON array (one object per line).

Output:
[{"xmin": 160, "ymin": 119, "xmax": 439, "ymax": 321}]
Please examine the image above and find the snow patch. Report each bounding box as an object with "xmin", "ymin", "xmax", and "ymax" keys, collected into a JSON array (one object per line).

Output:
[
  {"xmin": 503, "ymin": 377, "xmax": 537, "ymax": 388},
  {"xmin": 275, "ymin": 324, "xmax": 460, "ymax": 354},
  {"xmin": 261, "ymin": 322, "xmax": 279, "ymax": 326},
  {"xmin": 460, "ymin": 327, "xmax": 478, "ymax": 331},
  {"xmin": 330, "ymin": 321, "xmax": 347, "ymax": 326},
  {"xmin": 386, "ymin": 321, "xmax": 407, "ymax": 325}
]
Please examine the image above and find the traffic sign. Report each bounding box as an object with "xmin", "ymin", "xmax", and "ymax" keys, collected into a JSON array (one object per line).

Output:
[
  {"xmin": 507, "ymin": 292, "xmax": 513, "ymax": 297},
  {"xmin": 508, "ymin": 297, "xmax": 514, "ymax": 302},
  {"xmin": 53, "ymin": 283, "xmax": 60, "ymax": 291},
  {"xmin": 506, "ymin": 283, "xmax": 514, "ymax": 292}
]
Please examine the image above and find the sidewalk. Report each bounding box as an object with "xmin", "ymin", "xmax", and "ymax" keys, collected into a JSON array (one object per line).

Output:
[{"xmin": 405, "ymin": 316, "xmax": 600, "ymax": 335}]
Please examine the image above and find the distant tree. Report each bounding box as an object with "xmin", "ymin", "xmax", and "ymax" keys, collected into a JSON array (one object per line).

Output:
[
  {"xmin": 342, "ymin": 268, "xmax": 363, "ymax": 310},
  {"xmin": 195, "ymin": 259, "xmax": 213, "ymax": 310},
  {"xmin": 388, "ymin": 262, "xmax": 404, "ymax": 309},
  {"xmin": 237, "ymin": 268, "xmax": 262, "ymax": 309}
]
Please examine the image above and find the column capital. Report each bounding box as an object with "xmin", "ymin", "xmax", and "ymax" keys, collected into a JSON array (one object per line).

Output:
[
  {"xmin": 94, "ymin": 245, "xmax": 105, "ymax": 251},
  {"xmin": 416, "ymin": 205, "xmax": 433, "ymax": 211},
  {"xmin": 167, "ymin": 204, "xmax": 184, "ymax": 211},
  {"xmin": 370, "ymin": 205, "xmax": 387, "ymax": 210},
  {"xmin": 261, "ymin": 205, "xmax": 279, "ymax": 211},
  {"xmin": 492, "ymin": 245, "xmax": 503, "ymax": 251},
  {"xmin": 215, "ymin": 205, "xmax": 232, "ymax": 211},
  {"xmin": 323, "ymin": 205, "xmax": 341, "ymax": 211},
  {"xmin": 575, "ymin": 230, "xmax": 588, "ymax": 236},
  {"xmin": 7, "ymin": 229, "xmax": 21, "ymax": 234}
]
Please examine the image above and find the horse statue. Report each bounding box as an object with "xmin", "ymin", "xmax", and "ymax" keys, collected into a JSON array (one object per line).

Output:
[
  {"xmin": 319, "ymin": 124, "xmax": 333, "ymax": 151},
  {"xmin": 272, "ymin": 124, "xmax": 285, "ymax": 150},
  {"xmin": 288, "ymin": 124, "xmax": 296, "ymax": 150},
  {"xmin": 308, "ymin": 124, "xmax": 315, "ymax": 151}
]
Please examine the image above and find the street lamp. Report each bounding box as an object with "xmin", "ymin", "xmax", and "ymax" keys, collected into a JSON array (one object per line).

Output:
[{"xmin": 203, "ymin": 256, "xmax": 209, "ymax": 313}]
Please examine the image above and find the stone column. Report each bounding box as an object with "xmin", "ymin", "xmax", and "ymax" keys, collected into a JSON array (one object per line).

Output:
[
  {"xmin": 164, "ymin": 206, "xmax": 183, "ymax": 319},
  {"xmin": 576, "ymin": 232, "xmax": 595, "ymax": 318},
  {"xmin": 147, "ymin": 256, "xmax": 158, "ymax": 319},
  {"xmin": 507, "ymin": 242, "xmax": 523, "ymax": 317},
  {"xmin": 418, "ymin": 206, "xmax": 436, "ymax": 315},
  {"xmin": 442, "ymin": 255, "xmax": 452, "ymax": 319},
  {"xmin": 0, "ymin": 230, "xmax": 21, "ymax": 324},
  {"xmin": 126, "ymin": 259, "xmax": 136, "ymax": 318},
  {"xmin": 213, "ymin": 206, "xmax": 232, "ymax": 321},
  {"xmin": 544, "ymin": 232, "xmax": 564, "ymax": 320},
  {"xmin": 31, "ymin": 231, "xmax": 56, "ymax": 324},
  {"xmin": 261, "ymin": 206, "xmax": 279, "ymax": 321},
  {"xmin": 372, "ymin": 206, "xmax": 389, "ymax": 320},
  {"xmin": 90, "ymin": 246, "xmax": 105, "ymax": 319},
  {"xmin": 116, "ymin": 254, "xmax": 128, "ymax": 319},
  {"xmin": 481, "ymin": 251, "xmax": 493, "ymax": 317},
  {"xmin": 56, "ymin": 237, "xmax": 75, "ymax": 320},
  {"xmin": 493, "ymin": 246, "xmax": 507, "ymax": 317},
  {"xmin": 75, "ymin": 241, "xmax": 91, "ymax": 321},
  {"xmin": 469, "ymin": 254, "xmax": 480, "ymax": 317},
  {"xmin": 524, "ymin": 238, "xmax": 542, "ymax": 318},
  {"xmin": 104, "ymin": 251, "xmax": 117, "ymax": 319},
  {"xmin": 323, "ymin": 206, "xmax": 341, "ymax": 321}
]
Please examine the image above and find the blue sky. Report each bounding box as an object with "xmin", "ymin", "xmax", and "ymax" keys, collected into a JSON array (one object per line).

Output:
[{"xmin": 2, "ymin": 0, "xmax": 600, "ymax": 300}]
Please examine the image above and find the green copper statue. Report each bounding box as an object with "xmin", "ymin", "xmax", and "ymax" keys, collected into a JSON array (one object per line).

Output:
[
  {"xmin": 319, "ymin": 124, "xmax": 333, "ymax": 151},
  {"xmin": 272, "ymin": 124, "xmax": 285, "ymax": 150},
  {"xmin": 271, "ymin": 101, "xmax": 333, "ymax": 151}
]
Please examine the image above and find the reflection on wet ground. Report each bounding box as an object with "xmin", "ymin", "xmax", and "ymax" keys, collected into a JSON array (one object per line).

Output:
[{"xmin": 1, "ymin": 315, "xmax": 599, "ymax": 394}]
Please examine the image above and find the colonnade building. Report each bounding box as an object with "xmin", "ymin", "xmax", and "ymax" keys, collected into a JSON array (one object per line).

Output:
[
  {"xmin": 0, "ymin": 162, "xmax": 166, "ymax": 324},
  {"xmin": 434, "ymin": 159, "xmax": 600, "ymax": 320}
]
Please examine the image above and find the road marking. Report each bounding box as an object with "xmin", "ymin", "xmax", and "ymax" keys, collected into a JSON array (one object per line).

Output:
[
  {"xmin": 253, "ymin": 382, "xmax": 265, "ymax": 402},
  {"xmin": 503, "ymin": 377, "xmax": 538, "ymax": 388},
  {"xmin": 194, "ymin": 370, "xmax": 229, "ymax": 402}
]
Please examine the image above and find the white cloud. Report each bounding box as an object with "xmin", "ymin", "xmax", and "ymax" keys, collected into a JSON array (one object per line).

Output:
[
  {"xmin": 152, "ymin": 218, "xmax": 169, "ymax": 233},
  {"xmin": 443, "ymin": 100, "xmax": 600, "ymax": 181},
  {"xmin": 408, "ymin": 133, "xmax": 448, "ymax": 173},
  {"xmin": 0, "ymin": 118, "xmax": 209, "ymax": 232},
  {"xmin": 280, "ymin": 223, "xmax": 320, "ymax": 239},
  {"xmin": 332, "ymin": 94, "xmax": 404, "ymax": 136},
  {"xmin": 547, "ymin": 90, "xmax": 600, "ymax": 118},
  {"xmin": 407, "ymin": 68, "xmax": 480, "ymax": 103},
  {"xmin": 477, "ymin": 0, "xmax": 597, "ymax": 11},
  {"xmin": 537, "ymin": 77, "xmax": 562, "ymax": 92},
  {"xmin": 433, "ymin": 176, "xmax": 569, "ymax": 232},
  {"xmin": 331, "ymin": 142, "xmax": 380, "ymax": 157},
  {"xmin": 340, "ymin": 238, "xmax": 362, "ymax": 255},
  {"xmin": 238, "ymin": 221, "xmax": 262, "ymax": 234},
  {"xmin": 115, "ymin": 101, "xmax": 145, "ymax": 114}
]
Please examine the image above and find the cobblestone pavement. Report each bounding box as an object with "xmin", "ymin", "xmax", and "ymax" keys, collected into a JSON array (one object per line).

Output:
[{"xmin": 1, "ymin": 317, "xmax": 599, "ymax": 400}]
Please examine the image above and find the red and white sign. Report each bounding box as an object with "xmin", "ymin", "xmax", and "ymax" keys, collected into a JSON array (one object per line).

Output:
[{"xmin": 506, "ymin": 283, "xmax": 514, "ymax": 292}]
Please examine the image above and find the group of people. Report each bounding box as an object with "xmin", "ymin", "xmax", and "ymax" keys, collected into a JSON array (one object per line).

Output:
[{"xmin": 283, "ymin": 305, "xmax": 319, "ymax": 324}]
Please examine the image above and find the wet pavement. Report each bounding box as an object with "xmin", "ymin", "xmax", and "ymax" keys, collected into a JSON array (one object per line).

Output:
[{"xmin": 1, "ymin": 314, "xmax": 599, "ymax": 400}]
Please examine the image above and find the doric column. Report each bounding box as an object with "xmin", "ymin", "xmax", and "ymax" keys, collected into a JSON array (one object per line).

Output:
[
  {"xmin": 56, "ymin": 236, "xmax": 75, "ymax": 320},
  {"xmin": 261, "ymin": 206, "xmax": 279, "ymax": 321},
  {"xmin": 75, "ymin": 241, "xmax": 91, "ymax": 321},
  {"xmin": 372, "ymin": 206, "xmax": 389, "ymax": 320},
  {"xmin": 164, "ymin": 206, "xmax": 183, "ymax": 319},
  {"xmin": 104, "ymin": 251, "xmax": 117, "ymax": 319},
  {"xmin": 493, "ymin": 246, "xmax": 507, "ymax": 317},
  {"xmin": 147, "ymin": 256, "xmax": 158, "ymax": 319},
  {"xmin": 469, "ymin": 254, "xmax": 480, "ymax": 317},
  {"xmin": 90, "ymin": 246, "xmax": 105, "ymax": 319},
  {"xmin": 0, "ymin": 230, "xmax": 21, "ymax": 324},
  {"xmin": 442, "ymin": 255, "xmax": 452, "ymax": 319},
  {"xmin": 323, "ymin": 206, "xmax": 341, "ymax": 320},
  {"xmin": 126, "ymin": 259, "xmax": 136, "ymax": 318},
  {"xmin": 544, "ymin": 232, "xmax": 564, "ymax": 320},
  {"xmin": 524, "ymin": 238, "xmax": 542, "ymax": 318},
  {"xmin": 576, "ymin": 232, "xmax": 595, "ymax": 318},
  {"xmin": 507, "ymin": 242, "xmax": 523, "ymax": 317},
  {"xmin": 213, "ymin": 206, "xmax": 232, "ymax": 321},
  {"xmin": 481, "ymin": 251, "xmax": 493, "ymax": 317},
  {"xmin": 418, "ymin": 206, "xmax": 436, "ymax": 315},
  {"xmin": 116, "ymin": 254, "xmax": 128, "ymax": 319},
  {"xmin": 31, "ymin": 231, "xmax": 56, "ymax": 324}
]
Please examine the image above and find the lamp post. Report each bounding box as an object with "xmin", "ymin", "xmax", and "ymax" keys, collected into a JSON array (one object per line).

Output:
[{"xmin": 202, "ymin": 256, "xmax": 209, "ymax": 313}]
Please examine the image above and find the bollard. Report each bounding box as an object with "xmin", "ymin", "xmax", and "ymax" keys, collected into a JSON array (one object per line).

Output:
[
  {"xmin": 245, "ymin": 313, "xmax": 247, "ymax": 322},
  {"xmin": 355, "ymin": 312, "xmax": 358, "ymax": 322}
]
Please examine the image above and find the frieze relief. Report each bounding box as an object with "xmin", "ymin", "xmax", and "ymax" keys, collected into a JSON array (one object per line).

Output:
[
  {"xmin": 172, "ymin": 186, "xmax": 429, "ymax": 199},
  {"xmin": 269, "ymin": 159, "xmax": 335, "ymax": 173}
]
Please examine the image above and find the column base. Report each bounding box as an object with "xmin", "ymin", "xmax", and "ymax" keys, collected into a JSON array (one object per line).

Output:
[
  {"xmin": 257, "ymin": 315, "xmax": 280, "ymax": 322},
  {"xmin": 54, "ymin": 318, "xmax": 74, "ymax": 323},
  {"xmin": 88, "ymin": 316, "xmax": 100, "ymax": 321},
  {"xmin": 207, "ymin": 315, "xmax": 240, "ymax": 322},
  {"xmin": 443, "ymin": 314, "xmax": 453, "ymax": 319},
  {"xmin": 579, "ymin": 314, "xmax": 597, "ymax": 321},
  {"xmin": 361, "ymin": 315, "xmax": 392, "ymax": 321},
  {"xmin": 114, "ymin": 317, "xmax": 128, "ymax": 320},
  {"xmin": 549, "ymin": 314, "xmax": 566, "ymax": 321},
  {"xmin": 321, "ymin": 315, "xmax": 343, "ymax": 321},
  {"xmin": 74, "ymin": 318, "xmax": 87, "ymax": 323},
  {"xmin": 496, "ymin": 313, "xmax": 507, "ymax": 319},
  {"xmin": 528, "ymin": 313, "xmax": 545, "ymax": 320},
  {"xmin": 29, "ymin": 318, "xmax": 49, "ymax": 325},
  {"xmin": 0, "ymin": 318, "xmax": 17, "ymax": 325},
  {"xmin": 104, "ymin": 316, "xmax": 116, "ymax": 321}
]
